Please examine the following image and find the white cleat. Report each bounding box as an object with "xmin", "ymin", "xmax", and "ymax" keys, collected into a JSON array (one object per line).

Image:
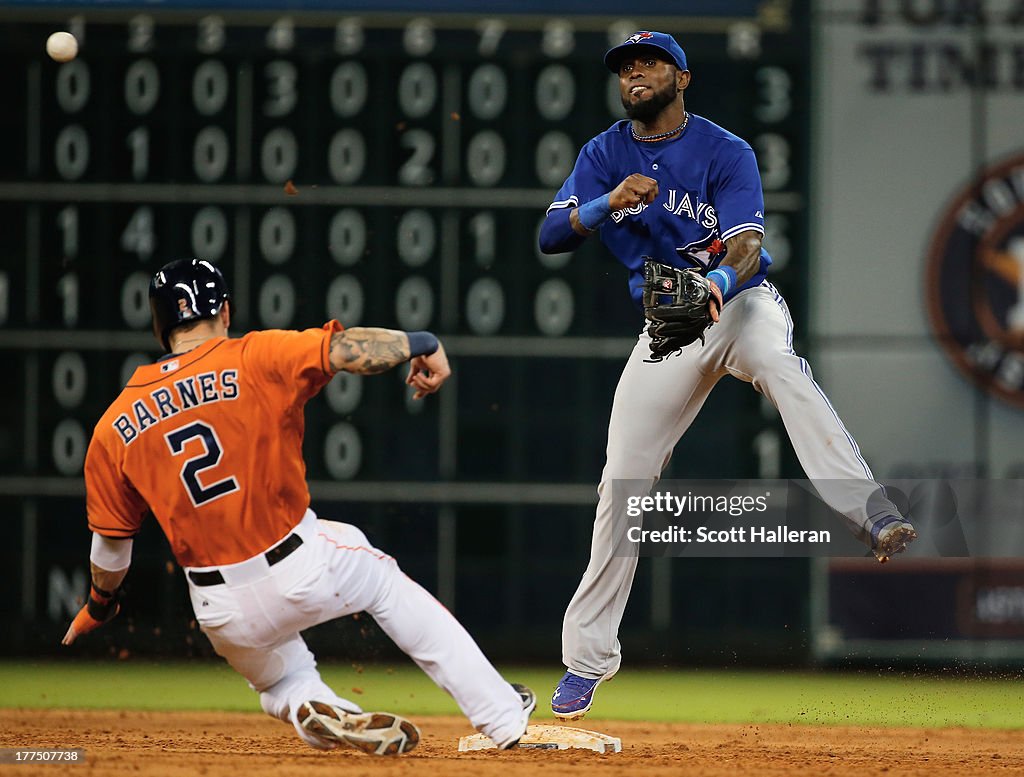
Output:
[
  {"xmin": 494, "ymin": 683, "xmax": 537, "ymax": 750},
  {"xmin": 296, "ymin": 701, "xmax": 420, "ymax": 756}
]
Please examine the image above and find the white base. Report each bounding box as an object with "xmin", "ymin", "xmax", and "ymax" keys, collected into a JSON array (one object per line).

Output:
[{"xmin": 458, "ymin": 724, "xmax": 622, "ymax": 753}]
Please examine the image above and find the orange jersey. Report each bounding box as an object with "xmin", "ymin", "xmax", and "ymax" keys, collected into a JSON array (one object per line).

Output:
[{"xmin": 85, "ymin": 322, "xmax": 341, "ymax": 567}]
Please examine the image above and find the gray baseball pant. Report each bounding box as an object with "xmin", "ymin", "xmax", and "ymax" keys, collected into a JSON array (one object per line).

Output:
[{"xmin": 562, "ymin": 282, "xmax": 899, "ymax": 679}]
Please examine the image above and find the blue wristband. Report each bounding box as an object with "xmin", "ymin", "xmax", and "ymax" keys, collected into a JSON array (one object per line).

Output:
[
  {"xmin": 577, "ymin": 193, "xmax": 613, "ymax": 232},
  {"xmin": 707, "ymin": 267, "xmax": 737, "ymax": 298},
  {"xmin": 407, "ymin": 330, "xmax": 439, "ymax": 358}
]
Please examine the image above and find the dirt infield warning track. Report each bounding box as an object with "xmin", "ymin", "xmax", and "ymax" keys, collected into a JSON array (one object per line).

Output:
[{"xmin": 3, "ymin": 710, "xmax": 1024, "ymax": 776}]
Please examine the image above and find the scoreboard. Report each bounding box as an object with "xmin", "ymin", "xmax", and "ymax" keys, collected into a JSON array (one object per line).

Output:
[
  {"xmin": 0, "ymin": 1, "xmax": 810, "ymax": 638},
  {"xmin": 0, "ymin": 1, "xmax": 810, "ymax": 487}
]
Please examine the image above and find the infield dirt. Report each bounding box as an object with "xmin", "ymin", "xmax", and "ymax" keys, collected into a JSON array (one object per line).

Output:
[{"xmin": 2, "ymin": 709, "xmax": 1023, "ymax": 776}]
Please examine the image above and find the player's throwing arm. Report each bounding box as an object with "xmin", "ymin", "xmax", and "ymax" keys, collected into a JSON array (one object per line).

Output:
[{"xmin": 570, "ymin": 174, "xmax": 659, "ymax": 235}]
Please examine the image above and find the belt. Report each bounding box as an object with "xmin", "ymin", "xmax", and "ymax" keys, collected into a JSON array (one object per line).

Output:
[{"xmin": 188, "ymin": 533, "xmax": 304, "ymax": 587}]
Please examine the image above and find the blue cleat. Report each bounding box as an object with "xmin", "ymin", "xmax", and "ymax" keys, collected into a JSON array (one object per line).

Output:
[
  {"xmin": 871, "ymin": 515, "xmax": 917, "ymax": 563},
  {"xmin": 551, "ymin": 671, "xmax": 611, "ymax": 720}
]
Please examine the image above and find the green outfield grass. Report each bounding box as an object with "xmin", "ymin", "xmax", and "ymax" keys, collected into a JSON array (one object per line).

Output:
[{"xmin": 2, "ymin": 661, "xmax": 1023, "ymax": 728}]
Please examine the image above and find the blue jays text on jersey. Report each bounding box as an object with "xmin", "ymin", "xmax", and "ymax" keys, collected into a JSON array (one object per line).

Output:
[{"xmin": 539, "ymin": 113, "xmax": 773, "ymax": 306}]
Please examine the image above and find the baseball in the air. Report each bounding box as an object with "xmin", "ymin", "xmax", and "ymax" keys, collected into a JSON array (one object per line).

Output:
[{"xmin": 46, "ymin": 31, "xmax": 78, "ymax": 63}]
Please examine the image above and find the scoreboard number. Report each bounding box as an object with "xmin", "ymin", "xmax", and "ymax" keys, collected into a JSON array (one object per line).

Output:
[
  {"xmin": 124, "ymin": 59, "xmax": 160, "ymax": 115},
  {"xmin": 192, "ymin": 206, "xmax": 230, "ymax": 261},
  {"xmin": 193, "ymin": 61, "xmax": 230, "ymax": 115}
]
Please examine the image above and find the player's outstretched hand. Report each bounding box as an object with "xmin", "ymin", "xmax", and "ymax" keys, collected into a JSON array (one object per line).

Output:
[
  {"xmin": 609, "ymin": 173, "xmax": 659, "ymax": 210},
  {"xmin": 406, "ymin": 341, "xmax": 451, "ymax": 400},
  {"xmin": 61, "ymin": 586, "xmax": 120, "ymax": 645}
]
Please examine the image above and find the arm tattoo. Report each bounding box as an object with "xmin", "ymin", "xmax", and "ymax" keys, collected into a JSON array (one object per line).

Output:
[
  {"xmin": 723, "ymin": 230, "xmax": 763, "ymax": 285},
  {"xmin": 329, "ymin": 328, "xmax": 410, "ymax": 374}
]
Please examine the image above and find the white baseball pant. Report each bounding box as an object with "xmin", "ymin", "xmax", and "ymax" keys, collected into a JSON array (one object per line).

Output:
[{"xmin": 185, "ymin": 509, "xmax": 525, "ymax": 748}]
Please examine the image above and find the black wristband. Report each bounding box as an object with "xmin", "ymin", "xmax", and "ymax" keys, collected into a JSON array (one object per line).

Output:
[
  {"xmin": 86, "ymin": 589, "xmax": 118, "ymax": 622},
  {"xmin": 91, "ymin": 583, "xmax": 115, "ymax": 599},
  {"xmin": 407, "ymin": 331, "xmax": 439, "ymax": 358}
]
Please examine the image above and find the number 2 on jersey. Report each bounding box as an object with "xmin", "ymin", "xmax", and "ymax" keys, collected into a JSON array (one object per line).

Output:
[{"xmin": 164, "ymin": 421, "xmax": 240, "ymax": 506}]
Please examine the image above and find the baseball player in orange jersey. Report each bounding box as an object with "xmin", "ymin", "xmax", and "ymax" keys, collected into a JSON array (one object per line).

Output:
[{"xmin": 61, "ymin": 258, "xmax": 535, "ymax": 755}]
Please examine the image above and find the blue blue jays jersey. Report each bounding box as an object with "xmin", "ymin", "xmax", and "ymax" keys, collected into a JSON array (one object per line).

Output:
[{"xmin": 546, "ymin": 114, "xmax": 772, "ymax": 306}]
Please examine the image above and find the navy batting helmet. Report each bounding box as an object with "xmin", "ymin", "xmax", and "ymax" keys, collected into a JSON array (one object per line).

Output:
[{"xmin": 149, "ymin": 258, "xmax": 230, "ymax": 352}]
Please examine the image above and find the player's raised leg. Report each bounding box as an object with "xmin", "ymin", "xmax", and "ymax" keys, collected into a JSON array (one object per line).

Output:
[
  {"xmin": 720, "ymin": 284, "xmax": 915, "ymax": 560},
  {"xmin": 556, "ymin": 334, "xmax": 721, "ymax": 719}
]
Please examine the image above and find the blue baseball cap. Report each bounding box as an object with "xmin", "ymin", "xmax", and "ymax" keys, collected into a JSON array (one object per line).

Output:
[{"xmin": 604, "ymin": 31, "xmax": 687, "ymax": 73}]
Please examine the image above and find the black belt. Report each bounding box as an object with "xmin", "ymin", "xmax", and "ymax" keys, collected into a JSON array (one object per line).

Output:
[{"xmin": 188, "ymin": 533, "xmax": 304, "ymax": 587}]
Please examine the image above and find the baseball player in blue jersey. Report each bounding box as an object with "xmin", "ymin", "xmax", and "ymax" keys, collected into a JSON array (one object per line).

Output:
[{"xmin": 539, "ymin": 31, "xmax": 917, "ymax": 720}]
